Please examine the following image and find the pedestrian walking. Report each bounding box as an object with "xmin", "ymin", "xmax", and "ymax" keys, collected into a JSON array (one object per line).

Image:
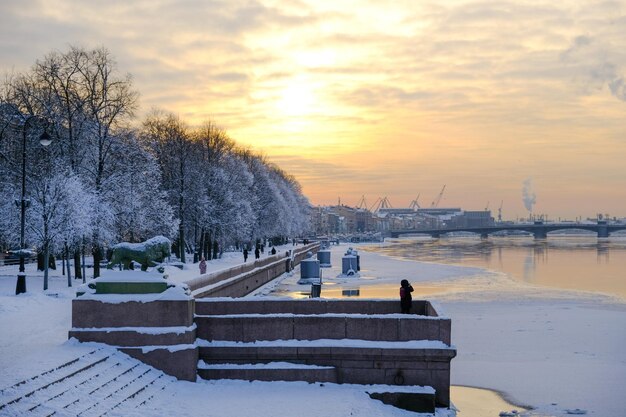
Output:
[
  {"xmin": 199, "ymin": 257, "xmax": 207, "ymax": 274},
  {"xmin": 243, "ymin": 248, "xmax": 248, "ymax": 262},
  {"xmin": 254, "ymin": 247, "xmax": 260, "ymax": 259}
]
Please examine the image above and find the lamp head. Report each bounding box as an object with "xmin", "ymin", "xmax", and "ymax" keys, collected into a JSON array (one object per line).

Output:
[{"xmin": 39, "ymin": 131, "xmax": 52, "ymax": 147}]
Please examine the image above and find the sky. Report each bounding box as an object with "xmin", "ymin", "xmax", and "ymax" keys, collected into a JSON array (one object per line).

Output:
[{"xmin": 1, "ymin": 0, "xmax": 625, "ymax": 220}]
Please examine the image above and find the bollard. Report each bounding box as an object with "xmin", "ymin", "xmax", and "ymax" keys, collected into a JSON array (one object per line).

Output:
[
  {"xmin": 341, "ymin": 255, "xmax": 357, "ymax": 276},
  {"xmin": 317, "ymin": 250, "xmax": 331, "ymax": 267},
  {"xmin": 310, "ymin": 281, "xmax": 321, "ymax": 298},
  {"xmin": 300, "ymin": 252, "xmax": 320, "ymax": 281}
]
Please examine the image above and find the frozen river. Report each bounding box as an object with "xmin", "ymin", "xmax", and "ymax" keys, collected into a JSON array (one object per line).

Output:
[
  {"xmin": 267, "ymin": 237, "xmax": 626, "ymax": 417},
  {"xmin": 367, "ymin": 235, "xmax": 626, "ymax": 300}
]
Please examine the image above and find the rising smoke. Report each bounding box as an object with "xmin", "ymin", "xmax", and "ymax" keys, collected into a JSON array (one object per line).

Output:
[{"xmin": 522, "ymin": 178, "xmax": 536, "ymax": 213}]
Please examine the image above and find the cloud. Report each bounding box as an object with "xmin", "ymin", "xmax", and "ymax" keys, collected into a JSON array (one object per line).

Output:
[
  {"xmin": 1, "ymin": 0, "xmax": 625, "ymax": 216},
  {"xmin": 608, "ymin": 77, "xmax": 626, "ymax": 101},
  {"xmin": 560, "ymin": 33, "xmax": 626, "ymax": 102},
  {"xmin": 338, "ymin": 85, "xmax": 433, "ymax": 108}
]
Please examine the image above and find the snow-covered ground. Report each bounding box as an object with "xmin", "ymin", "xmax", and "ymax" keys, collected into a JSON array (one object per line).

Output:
[{"xmin": 1, "ymin": 243, "xmax": 624, "ymax": 417}]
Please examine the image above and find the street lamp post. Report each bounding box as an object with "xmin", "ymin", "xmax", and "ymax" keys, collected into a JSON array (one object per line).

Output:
[{"xmin": 15, "ymin": 116, "xmax": 52, "ymax": 295}]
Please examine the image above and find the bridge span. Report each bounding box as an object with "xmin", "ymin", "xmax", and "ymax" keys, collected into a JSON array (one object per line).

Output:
[{"xmin": 389, "ymin": 221, "xmax": 626, "ymax": 239}]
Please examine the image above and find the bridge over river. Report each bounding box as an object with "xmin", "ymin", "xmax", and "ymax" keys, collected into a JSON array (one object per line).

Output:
[{"xmin": 389, "ymin": 221, "xmax": 626, "ymax": 239}]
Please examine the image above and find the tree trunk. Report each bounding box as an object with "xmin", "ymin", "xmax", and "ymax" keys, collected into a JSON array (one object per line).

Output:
[
  {"xmin": 81, "ymin": 238, "xmax": 87, "ymax": 283},
  {"xmin": 203, "ymin": 231, "xmax": 210, "ymax": 260},
  {"xmin": 198, "ymin": 228, "xmax": 205, "ymax": 261},
  {"xmin": 65, "ymin": 242, "xmax": 72, "ymax": 287},
  {"xmin": 37, "ymin": 252, "xmax": 45, "ymax": 271},
  {"xmin": 179, "ymin": 229, "xmax": 185, "ymax": 263},
  {"xmin": 193, "ymin": 223, "xmax": 198, "ymax": 263},
  {"xmin": 213, "ymin": 240, "xmax": 219, "ymax": 260},
  {"xmin": 93, "ymin": 245, "xmax": 101, "ymax": 278},
  {"xmin": 43, "ymin": 245, "xmax": 50, "ymax": 291},
  {"xmin": 49, "ymin": 254, "xmax": 56, "ymax": 270},
  {"xmin": 74, "ymin": 249, "xmax": 82, "ymax": 279}
]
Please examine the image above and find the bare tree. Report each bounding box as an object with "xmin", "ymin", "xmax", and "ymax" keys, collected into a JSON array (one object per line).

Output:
[{"xmin": 141, "ymin": 111, "xmax": 196, "ymax": 262}]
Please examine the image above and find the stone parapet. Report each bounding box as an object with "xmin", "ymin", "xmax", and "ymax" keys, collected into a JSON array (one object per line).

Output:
[
  {"xmin": 196, "ymin": 298, "xmax": 431, "ymax": 316},
  {"xmin": 195, "ymin": 313, "xmax": 449, "ymax": 344},
  {"xmin": 188, "ymin": 243, "xmax": 320, "ymax": 298},
  {"xmin": 72, "ymin": 299, "xmax": 194, "ymax": 328}
]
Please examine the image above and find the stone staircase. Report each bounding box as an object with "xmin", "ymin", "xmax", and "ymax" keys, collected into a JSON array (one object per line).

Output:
[
  {"xmin": 196, "ymin": 341, "xmax": 439, "ymax": 414},
  {"xmin": 193, "ymin": 298, "xmax": 456, "ymax": 412},
  {"xmin": 0, "ymin": 348, "xmax": 173, "ymax": 417}
]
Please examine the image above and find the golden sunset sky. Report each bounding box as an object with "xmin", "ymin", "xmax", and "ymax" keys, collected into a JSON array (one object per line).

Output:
[{"xmin": 1, "ymin": 0, "xmax": 625, "ymax": 219}]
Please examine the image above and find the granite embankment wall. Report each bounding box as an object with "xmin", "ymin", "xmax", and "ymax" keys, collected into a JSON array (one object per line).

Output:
[
  {"xmin": 69, "ymin": 244, "xmax": 320, "ymax": 382},
  {"xmin": 185, "ymin": 243, "xmax": 320, "ymax": 298},
  {"xmin": 69, "ymin": 245, "xmax": 456, "ymax": 407}
]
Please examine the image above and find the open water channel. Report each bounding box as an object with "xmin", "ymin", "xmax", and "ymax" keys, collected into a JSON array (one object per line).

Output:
[{"xmin": 366, "ymin": 234, "xmax": 626, "ymax": 300}]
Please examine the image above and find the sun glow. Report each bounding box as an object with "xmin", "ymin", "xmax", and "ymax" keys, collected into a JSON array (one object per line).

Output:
[{"xmin": 276, "ymin": 81, "xmax": 316, "ymax": 117}]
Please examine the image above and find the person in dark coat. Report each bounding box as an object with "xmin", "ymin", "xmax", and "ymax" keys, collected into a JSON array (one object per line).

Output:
[
  {"xmin": 243, "ymin": 248, "xmax": 248, "ymax": 262},
  {"xmin": 199, "ymin": 257, "xmax": 207, "ymax": 274},
  {"xmin": 271, "ymin": 247, "xmax": 276, "ymax": 255},
  {"xmin": 400, "ymin": 279, "xmax": 414, "ymax": 314},
  {"xmin": 254, "ymin": 247, "xmax": 260, "ymax": 259}
]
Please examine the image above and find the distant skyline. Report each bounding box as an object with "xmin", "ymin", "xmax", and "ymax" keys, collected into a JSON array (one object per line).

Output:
[{"xmin": 1, "ymin": 0, "xmax": 625, "ymax": 219}]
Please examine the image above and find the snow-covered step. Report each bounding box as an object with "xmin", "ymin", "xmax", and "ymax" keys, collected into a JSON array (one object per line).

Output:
[
  {"xmin": 9, "ymin": 355, "xmax": 127, "ymax": 416},
  {"xmin": 29, "ymin": 354, "xmax": 138, "ymax": 415},
  {"xmin": 0, "ymin": 348, "xmax": 110, "ymax": 413},
  {"xmin": 0, "ymin": 349, "xmax": 171, "ymax": 417},
  {"xmin": 62, "ymin": 360, "xmax": 142, "ymax": 414},
  {"xmin": 101, "ymin": 372, "xmax": 172, "ymax": 415},
  {"xmin": 72, "ymin": 363, "xmax": 155, "ymax": 417},
  {"xmin": 197, "ymin": 360, "xmax": 338, "ymax": 383},
  {"xmin": 63, "ymin": 361, "xmax": 170, "ymax": 417}
]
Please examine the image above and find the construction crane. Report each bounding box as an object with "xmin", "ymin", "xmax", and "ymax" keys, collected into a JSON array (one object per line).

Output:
[
  {"xmin": 369, "ymin": 197, "xmax": 382, "ymax": 212},
  {"xmin": 356, "ymin": 195, "xmax": 368, "ymax": 210},
  {"xmin": 498, "ymin": 200, "xmax": 503, "ymax": 222},
  {"xmin": 380, "ymin": 196, "xmax": 393, "ymax": 210},
  {"xmin": 409, "ymin": 194, "xmax": 421, "ymax": 210},
  {"xmin": 370, "ymin": 196, "xmax": 393, "ymax": 212},
  {"xmin": 430, "ymin": 185, "xmax": 446, "ymax": 208}
]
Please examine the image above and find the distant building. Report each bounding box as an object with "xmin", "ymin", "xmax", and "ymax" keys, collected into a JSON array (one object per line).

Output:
[
  {"xmin": 311, "ymin": 203, "xmax": 494, "ymax": 236},
  {"xmin": 449, "ymin": 210, "xmax": 495, "ymax": 228}
]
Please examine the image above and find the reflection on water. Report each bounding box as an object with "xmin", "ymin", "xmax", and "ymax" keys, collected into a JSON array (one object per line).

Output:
[
  {"xmin": 368, "ymin": 236, "xmax": 626, "ymax": 299},
  {"xmin": 319, "ymin": 284, "xmax": 449, "ymax": 299},
  {"xmin": 272, "ymin": 282, "xmax": 454, "ymax": 300},
  {"xmin": 451, "ymin": 386, "xmax": 533, "ymax": 417}
]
